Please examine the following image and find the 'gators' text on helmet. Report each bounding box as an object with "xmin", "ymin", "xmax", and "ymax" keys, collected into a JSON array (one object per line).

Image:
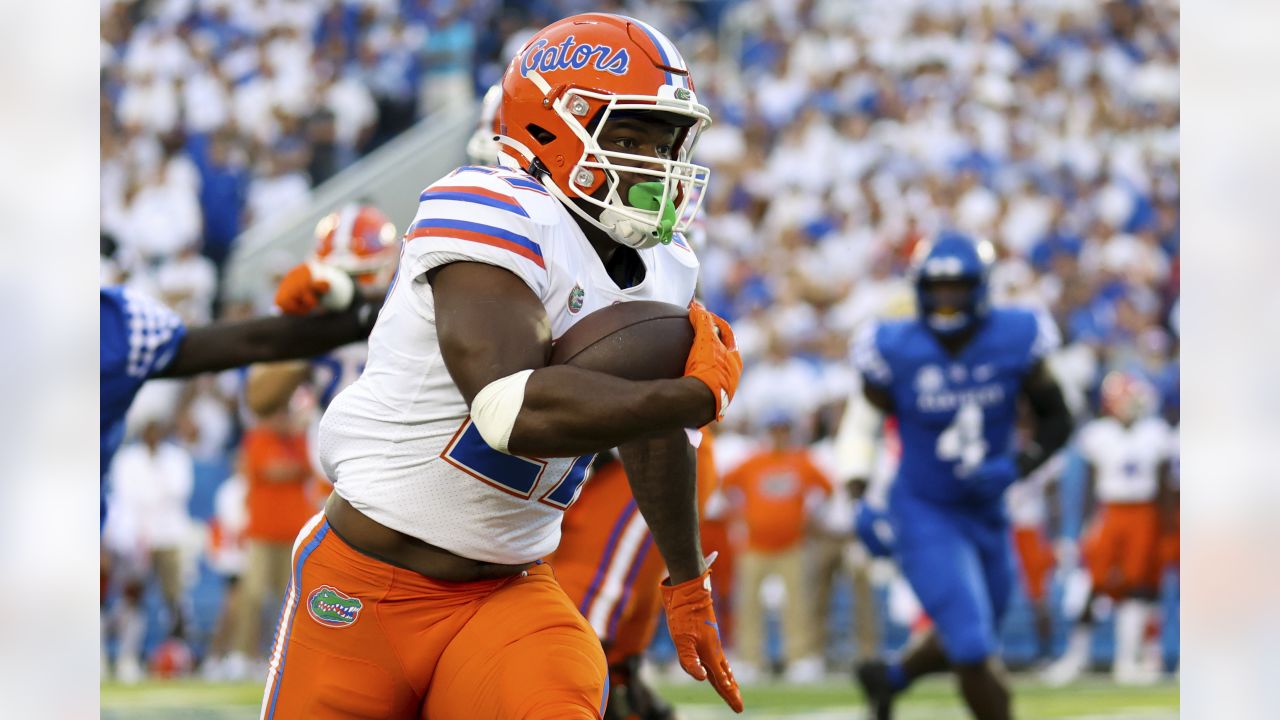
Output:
[{"xmin": 496, "ymin": 13, "xmax": 711, "ymax": 250}]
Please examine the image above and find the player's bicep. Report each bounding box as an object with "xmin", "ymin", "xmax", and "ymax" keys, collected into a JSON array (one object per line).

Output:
[
  {"xmin": 862, "ymin": 382, "xmax": 894, "ymax": 414},
  {"xmin": 159, "ymin": 326, "xmax": 230, "ymax": 378},
  {"xmin": 1019, "ymin": 359, "xmax": 1068, "ymax": 418},
  {"xmin": 245, "ymin": 361, "xmax": 311, "ymax": 417},
  {"xmin": 428, "ymin": 261, "xmax": 552, "ymax": 405}
]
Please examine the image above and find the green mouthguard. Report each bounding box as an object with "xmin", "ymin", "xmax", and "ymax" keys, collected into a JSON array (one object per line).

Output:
[{"xmin": 627, "ymin": 182, "xmax": 677, "ymax": 245}]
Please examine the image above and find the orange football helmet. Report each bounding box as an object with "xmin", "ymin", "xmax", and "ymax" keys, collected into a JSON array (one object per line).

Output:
[
  {"xmin": 496, "ymin": 13, "xmax": 711, "ymax": 249},
  {"xmin": 312, "ymin": 204, "xmax": 399, "ymax": 288}
]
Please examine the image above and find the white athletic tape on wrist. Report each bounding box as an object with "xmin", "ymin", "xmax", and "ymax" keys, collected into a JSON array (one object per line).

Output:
[
  {"xmin": 471, "ymin": 369, "xmax": 534, "ymax": 454},
  {"xmin": 307, "ymin": 261, "xmax": 355, "ymax": 312},
  {"xmin": 833, "ymin": 391, "xmax": 884, "ymax": 481}
]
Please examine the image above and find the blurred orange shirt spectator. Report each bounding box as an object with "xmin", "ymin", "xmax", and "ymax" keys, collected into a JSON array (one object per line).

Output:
[
  {"xmin": 723, "ymin": 448, "xmax": 833, "ymax": 553},
  {"xmin": 241, "ymin": 424, "xmax": 317, "ymax": 543}
]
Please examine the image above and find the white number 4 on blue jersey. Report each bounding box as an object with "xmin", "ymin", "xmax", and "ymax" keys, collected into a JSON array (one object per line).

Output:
[{"xmin": 936, "ymin": 400, "xmax": 987, "ymax": 477}]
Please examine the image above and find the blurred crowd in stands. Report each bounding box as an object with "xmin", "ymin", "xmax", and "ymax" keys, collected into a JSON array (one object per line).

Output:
[{"xmin": 100, "ymin": 0, "xmax": 1178, "ymax": 684}]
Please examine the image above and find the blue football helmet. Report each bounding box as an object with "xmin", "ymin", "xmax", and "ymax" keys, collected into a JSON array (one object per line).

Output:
[{"xmin": 911, "ymin": 231, "xmax": 995, "ymax": 337}]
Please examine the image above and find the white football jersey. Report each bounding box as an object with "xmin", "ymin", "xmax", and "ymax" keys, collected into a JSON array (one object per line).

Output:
[
  {"xmin": 302, "ymin": 341, "xmax": 369, "ymax": 475},
  {"xmin": 318, "ymin": 165, "xmax": 699, "ymax": 564},
  {"xmin": 1077, "ymin": 416, "xmax": 1173, "ymax": 504}
]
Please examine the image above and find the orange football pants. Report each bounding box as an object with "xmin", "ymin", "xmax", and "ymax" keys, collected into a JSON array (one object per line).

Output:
[
  {"xmin": 260, "ymin": 514, "xmax": 608, "ymax": 720},
  {"xmin": 549, "ymin": 461, "xmax": 665, "ymax": 667},
  {"xmin": 1160, "ymin": 504, "xmax": 1180, "ymax": 569},
  {"xmin": 549, "ymin": 438, "xmax": 720, "ymax": 668},
  {"xmin": 1082, "ymin": 502, "xmax": 1160, "ymax": 597},
  {"xmin": 1012, "ymin": 526, "xmax": 1055, "ymax": 604}
]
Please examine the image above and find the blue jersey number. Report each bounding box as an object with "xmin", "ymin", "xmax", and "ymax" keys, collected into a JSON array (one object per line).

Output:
[{"xmin": 442, "ymin": 419, "xmax": 593, "ymax": 508}]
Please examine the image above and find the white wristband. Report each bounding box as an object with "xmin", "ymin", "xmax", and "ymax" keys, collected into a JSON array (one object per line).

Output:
[
  {"xmin": 471, "ymin": 369, "xmax": 534, "ymax": 454},
  {"xmin": 833, "ymin": 390, "xmax": 885, "ymax": 481}
]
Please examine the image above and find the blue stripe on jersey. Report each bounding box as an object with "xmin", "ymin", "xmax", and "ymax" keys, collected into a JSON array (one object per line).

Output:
[
  {"xmin": 419, "ymin": 189, "xmax": 530, "ymax": 217},
  {"xmin": 502, "ymin": 176, "xmax": 550, "ymax": 194},
  {"xmin": 408, "ymin": 218, "xmax": 543, "ymax": 260}
]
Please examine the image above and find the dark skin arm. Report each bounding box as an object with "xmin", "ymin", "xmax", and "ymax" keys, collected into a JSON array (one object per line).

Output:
[
  {"xmin": 157, "ymin": 298, "xmax": 381, "ymax": 378},
  {"xmin": 618, "ymin": 430, "xmax": 705, "ymax": 584},
  {"xmin": 245, "ymin": 361, "xmax": 311, "ymax": 417},
  {"xmin": 1015, "ymin": 359, "xmax": 1074, "ymax": 477},
  {"xmin": 428, "ymin": 261, "xmax": 715, "ymax": 457}
]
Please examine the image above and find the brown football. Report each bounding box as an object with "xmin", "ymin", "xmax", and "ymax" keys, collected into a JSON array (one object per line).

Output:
[{"xmin": 548, "ymin": 301, "xmax": 694, "ymax": 381}]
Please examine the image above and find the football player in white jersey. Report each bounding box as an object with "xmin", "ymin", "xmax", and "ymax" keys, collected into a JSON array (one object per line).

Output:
[
  {"xmin": 1043, "ymin": 371, "xmax": 1174, "ymax": 686},
  {"xmin": 246, "ymin": 203, "xmax": 400, "ymax": 473},
  {"xmin": 258, "ymin": 14, "xmax": 743, "ymax": 719}
]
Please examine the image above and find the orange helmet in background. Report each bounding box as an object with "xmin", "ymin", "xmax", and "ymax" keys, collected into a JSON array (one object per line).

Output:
[
  {"xmin": 312, "ymin": 204, "xmax": 399, "ymax": 288},
  {"xmin": 1100, "ymin": 370, "xmax": 1157, "ymax": 425},
  {"xmin": 497, "ymin": 13, "xmax": 712, "ymax": 249}
]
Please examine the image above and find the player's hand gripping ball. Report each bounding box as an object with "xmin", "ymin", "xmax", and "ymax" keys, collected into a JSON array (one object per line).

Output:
[
  {"xmin": 661, "ymin": 562, "xmax": 743, "ymax": 713},
  {"xmin": 684, "ymin": 301, "xmax": 742, "ymax": 424}
]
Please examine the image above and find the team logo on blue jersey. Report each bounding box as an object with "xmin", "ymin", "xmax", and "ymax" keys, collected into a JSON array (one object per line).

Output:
[
  {"xmin": 915, "ymin": 365, "xmax": 945, "ymax": 395},
  {"xmin": 567, "ymin": 283, "xmax": 586, "ymax": 314},
  {"xmin": 520, "ymin": 36, "xmax": 630, "ymax": 77}
]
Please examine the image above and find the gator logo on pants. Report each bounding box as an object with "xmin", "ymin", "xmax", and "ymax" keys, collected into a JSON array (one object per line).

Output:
[{"xmin": 307, "ymin": 585, "xmax": 363, "ymax": 628}]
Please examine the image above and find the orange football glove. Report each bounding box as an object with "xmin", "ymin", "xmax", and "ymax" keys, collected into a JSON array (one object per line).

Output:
[
  {"xmin": 684, "ymin": 301, "xmax": 742, "ymax": 424},
  {"xmin": 661, "ymin": 563, "xmax": 743, "ymax": 713},
  {"xmin": 275, "ymin": 263, "xmax": 328, "ymax": 315},
  {"xmin": 275, "ymin": 262, "xmax": 354, "ymax": 315}
]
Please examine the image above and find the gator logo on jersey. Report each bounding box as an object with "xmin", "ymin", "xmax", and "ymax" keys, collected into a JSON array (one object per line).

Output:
[
  {"xmin": 567, "ymin": 283, "xmax": 586, "ymax": 314},
  {"xmin": 307, "ymin": 585, "xmax": 363, "ymax": 628},
  {"xmin": 520, "ymin": 36, "xmax": 630, "ymax": 78}
]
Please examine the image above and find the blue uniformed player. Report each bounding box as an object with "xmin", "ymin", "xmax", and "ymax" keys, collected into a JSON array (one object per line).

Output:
[
  {"xmin": 100, "ymin": 284, "xmax": 382, "ymax": 527},
  {"xmin": 843, "ymin": 233, "xmax": 1074, "ymax": 720}
]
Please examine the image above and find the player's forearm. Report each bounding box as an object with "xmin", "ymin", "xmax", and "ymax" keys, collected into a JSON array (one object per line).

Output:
[
  {"xmin": 1017, "ymin": 371, "xmax": 1074, "ymax": 477},
  {"xmin": 245, "ymin": 362, "xmax": 310, "ymax": 417},
  {"xmin": 617, "ymin": 430, "xmax": 706, "ymax": 584},
  {"xmin": 507, "ymin": 367, "xmax": 712, "ymax": 457},
  {"xmin": 162, "ymin": 298, "xmax": 380, "ymax": 378},
  {"xmin": 834, "ymin": 388, "xmax": 885, "ymax": 486},
  {"xmin": 1016, "ymin": 410, "xmax": 1072, "ymax": 477}
]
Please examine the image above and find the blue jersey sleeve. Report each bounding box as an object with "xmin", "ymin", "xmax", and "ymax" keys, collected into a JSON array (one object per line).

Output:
[
  {"xmin": 112, "ymin": 286, "xmax": 188, "ymax": 379},
  {"xmin": 852, "ymin": 320, "xmax": 894, "ymax": 388},
  {"xmin": 100, "ymin": 286, "xmax": 189, "ymax": 528}
]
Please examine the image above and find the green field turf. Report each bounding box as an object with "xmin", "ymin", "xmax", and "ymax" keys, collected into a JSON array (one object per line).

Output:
[{"xmin": 102, "ymin": 675, "xmax": 1178, "ymax": 719}]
